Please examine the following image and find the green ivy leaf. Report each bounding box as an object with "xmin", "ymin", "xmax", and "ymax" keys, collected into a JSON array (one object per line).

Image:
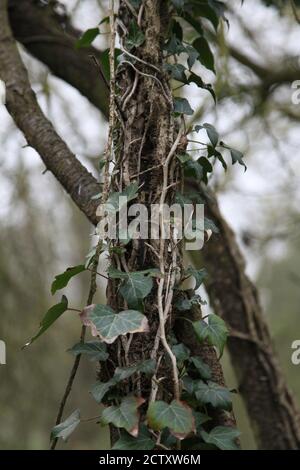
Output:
[
  {"xmin": 50, "ymin": 409, "xmax": 80, "ymax": 442},
  {"xmin": 172, "ymin": 343, "xmax": 191, "ymax": 362},
  {"xmin": 177, "ymin": 152, "xmax": 191, "ymax": 164},
  {"xmin": 164, "ymin": 35, "xmax": 186, "ymax": 55},
  {"xmin": 193, "ymin": 314, "xmax": 228, "ymax": 356},
  {"xmin": 68, "ymin": 340, "xmax": 108, "ymax": 361},
  {"xmin": 195, "ymin": 123, "xmax": 219, "ymax": 147},
  {"xmin": 193, "ymin": 411, "xmax": 211, "ymax": 428},
  {"xmin": 76, "ymin": 28, "xmax": 99, "ymax": 48},
  {"xmin": 175, "ymin": 295, "xmax": 206, "ymax": 311},
  {"xmin": 81, "ymin": 304, "xmax": 149, "ymax": 343},
  {"xmin": 185, "ymin": 267, "xmax": 207, "ymax": 290},
  {"xmin": 164, "ymin": 63, "xmax": 188, "ymax": 83},
  {"xmin": 188, "ymin": 73, "xmax": 216, "ymax": 103},
  {"xmin": 193, "ymin": 37, "xmax": 215, "ymax": 73},
  {"xmin": 23, "ymin": 295, "xmax": 68, "ymax": 347},
  {"xmin": 194, "ymin": 380, "xmax": 232, "ymax": 411},
  {"xmin": 190, "ymin": 357, "xmax": 212, "ymax": 380},
  {"xmin": 230, "ymin": 148, "xmax": 247, "ymax": 171},
  {"xmin": 147, "ymin": 400, "xmax": 195, "ymax": 439},
  {"xmin": 183, "ymin": 159, "xmax": 203, "ymax": 180},
  {"xmin": 173, "ymin": 97, "xmax": 194, "ymax": 115},
  {"xmin": 102, "ymin": 396, "xmax": 145, "ymax": 437},
  {"xmin": 125, "ymin": 21, "xmax": 145, "ymax": 50},
  {"xmin": 108, "ymin": 268, "xmax": 153, "ymax": 309},
  {"xmin": 51, "ymin": 265, "xmax": 85, "ymax": 294},
  {"xmin": 200, "ymin": 426, "xmax": 240, "ymax": 450},
  {"xmin": 185, "ymin": 45, "xmax": 199, "ymax": 69},
  {"xmin": 90, "ymin": 359, "xmax": 155, "ymax": 404},
  {"xmin": 112, "ymin": 425, "xmax": 155, "ymax": 450}
]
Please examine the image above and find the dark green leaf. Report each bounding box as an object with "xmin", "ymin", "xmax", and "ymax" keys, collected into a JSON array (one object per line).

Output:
[
  {"xmin": 195, "ymin": 380, "xmax": 232, "ymax": 410},
  {"xmin": 125, "ymin": 21, "xmax": 145, "ymax": 50},
  {"xmin": 112, "ymin": 425, "xmax": 155, "ymax": 450},
  {"xmin": 102, "ymin": 396, "xmax": 145, "ymax": 437},
  {"xmin": 164, "ymin": 63, "xmax": 188, "ymax": 83},
  {"xmin": 50, "ymin": 409, "xmax": 80, "ymax": 441},
  {"xmin": 108, "ymin": 268, "xmax": 153, "ymax": 309},
  {"xmin": 190, "ymin": 357, "xmax": 212, "ymax": 380},
  {"xmin": 76, "ymin": 28, "xmax": 99, "ymax": 48},
  {"xmin": 193, "ymin": 314, "xmax": 228, "ymax": 356},
  {"xmin": 185, "ymin": 267, "xmax": 207, "ymax": 290},
  {"xmin": 204, "ymin": 217, "xmax": 219, "ymax": 233},
  {"xmin": 185, "ymin": 45, "xmax": 199, "ymax": 69},
  {"xmin": 51, "ymin": 265, "xmax": 85, "ymax": 294},
  {"xmin": 173, "ymin": 97, "xmax": 194, "ymax": 115},
  {"xmin": 24, "ymin": 296, "xmax": 68, "ymax": 347},
  {"xmin": 200, "ymin": 426, "xmax": 240, "ymax": 450},
  {"xmin": 68, "ymin": 341, "xmax": 108, "ymax": 361},
  {"xmin": 188, "ymin": 73, "xmax": 216, "ymax": 103},
  {"xmin": 193, "ymin": 37, "xmax": 215, "ymax": 73},
  {"xmin": 172, "ymin": 343, "xmax": 191, "ymax": 362},
  {"xmin": 230, "ymin": 148, "xmax": 247, "ymax": 171},
  {"xmin": 147, "ymin": 400, "xmax": 195, "ymax": 439}
]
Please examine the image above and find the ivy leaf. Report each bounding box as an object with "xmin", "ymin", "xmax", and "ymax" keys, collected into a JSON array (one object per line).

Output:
[
  {"xmin": 90, "ymin": 360, "xmax": 155, "ymax": 404},
  {"xmin": 105, "ymin": 182, "xmax": 139, "ymax": 214},
  {"xmin": 200, "ymin": 426, "xmax": 240, "ymax": 450},
  {"xmin": 190, "ymin": 357, "xmax": 212, "ymax": 380},
  {"xmin": 204, "ymin": 217, "xmax": 219, "ymax": 233},
  {"xmin": 173, "ymin": 97, "xmax": 194, "ymax": 115},
  {"xmin": 183, "ymin": 159, "xmax": 203, "ymax": 180},
  {"xmin": 81, "ymin": 304, "xmax": 149, "ymax": 344},
  {"xmin": 193, "ymin": 314, "xmax": 228, "ymax": 356},
  {"xmin": 23, "ymin": 295, "xmax": 68, "ymax": 348},
  {"xmin": 192, "ymin": 4, "xmax": 219, "ymax": 31},
  {"xmin": 172, "ymin": 343, "xmax": 191, "ymax": 362},
  {"xmin": 164, "ymin": 63, "xmax": 188, "ymax": 83},
  {"xmin": 177, "ymin": 152, "xmax": 191, "ymax": 164},
  {"xmin": 125, "ymin": 21, "xmax": 145, "ymax": 50},
  {"xmin": 50, "ymin": 409, "xmax": 80, "ymax": 442},
  {"xmin": 108, "ymin": 268, "xmax": 153, "ymax": 309},
  {"xmin": 147, "ymin": 400, "xmax": 195, "ymax": 439},
  {"xmin": 51, "ymin": 265, "xmax": 85, "ymax": 294},
  {"xmin": 76, "ymin": 28, "xmax": 99, "ymax": 48},
  {"xmin": 164, "ymin": 35, "xmax": 185, "ymax": 55},
  {"xmin": 112, "ymin": 425, "xmax": 155, "ymax": 450},
  {"xmin": 102, "ymin": 396, "xmax": 145, "ymax": 437},
  {"xmin": 194, "ymin": 380, "xmax": 232, "ymax": 411},
  {"xmin": 193, "ymin": 37, "xmax": 215, "ymax": 73},
  {"xmin": 193, "ymin": 411, "xmax": 211, "ymax": 428},
  {"xmin": 68, "ymin": 341, "xmax": 108, "ymax": 362},
  {"xmin": 196, "ymin": 123, "xmax": 219, "ymax": 147},
  {"xmin": 188, "ymin": 73, "xmax": 216, "ymax": 103},
  {"xmin": 185, "ymin": 45, "xmax": 199, "ymax": 69},
  {"xmin": 230, "ymin": 148, "xmax": 247, "ymax": 171},
  {"xmin": 175, "ymin": 295, "xmax": 206, "ymax": 311},
  {"xmin": 185, "ymin": 267, "xmax": 207, "ymax": 290}
]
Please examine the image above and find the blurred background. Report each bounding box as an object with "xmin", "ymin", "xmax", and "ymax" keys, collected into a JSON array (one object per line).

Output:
[{"xmin": 0, "ymin": 0, "xmax": 299, "ymax": 449}]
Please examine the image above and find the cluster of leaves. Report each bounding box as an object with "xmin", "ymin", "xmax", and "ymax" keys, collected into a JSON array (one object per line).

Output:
[{"xmin": 24, "ymin": 0, "xmax": 245, "ymax": 452}]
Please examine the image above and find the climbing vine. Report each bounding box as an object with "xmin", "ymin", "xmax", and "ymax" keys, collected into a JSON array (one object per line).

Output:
[{"xmin": 24, "ymin": 0, "xmax": 247, "ymax": 451}]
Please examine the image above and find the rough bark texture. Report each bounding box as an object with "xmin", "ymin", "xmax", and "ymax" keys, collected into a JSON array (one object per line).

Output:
[
  {"xmin": 199, "ymin": 186, "xmax": 300, "ymax": 449},
  {"xmin": 4, "ymin": 0, "xmax": 300, "ymax": 449}
]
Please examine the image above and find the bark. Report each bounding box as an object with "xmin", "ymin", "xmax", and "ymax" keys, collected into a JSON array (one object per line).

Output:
[
  {"xmin": 197, "ymin": 186, "xmax": 300, "ymax": 449},
  {"xmin": 4, "ymin": 0, "xmax": 300, "ymax": 449}
]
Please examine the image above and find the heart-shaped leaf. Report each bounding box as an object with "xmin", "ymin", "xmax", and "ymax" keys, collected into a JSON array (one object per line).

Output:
[
  {"xmin": 50, "ymin": 409, "xmax": 80, "ymax": 442},
  {"xmin": 200, "ymin": 426, "xmax": 240, "ymax": 450},
  {"xmin": 108, "ymin": 268, "xmax": 153, "ymax": 309},
  {"xmin": 102, "ymin": 396, "xmax": 145, "ymax": 437},
  {"xmin": 193, "ymin": 314, "xmax": 228, "ymax": 356},
  {"xmin": 68, "ymin": 340, "xmax": 108, "ymax": 361},
  {"xmin": 194, "ymin": 380, "xmax": 232, "ymax": 411},
  {"xmin": 147, "ymin": 400, "xmax": 195, "ymax": 439},
  {"xmin": 80, "ymin": 304, "xmax": 149, "ymax": 343},
  {"xmin": 112, "ymin": 425, "xmax": 155, "ymax": 450}
]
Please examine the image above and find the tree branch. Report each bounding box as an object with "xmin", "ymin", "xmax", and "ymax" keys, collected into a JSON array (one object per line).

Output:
[{"xmin": 0, "ymin": 0, "xmax": 100, "ymax": 225}]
